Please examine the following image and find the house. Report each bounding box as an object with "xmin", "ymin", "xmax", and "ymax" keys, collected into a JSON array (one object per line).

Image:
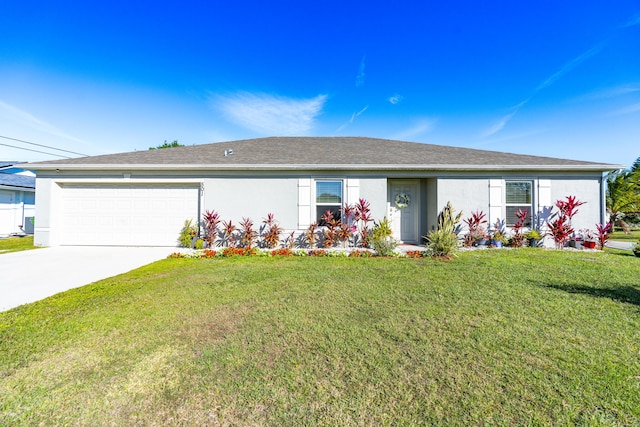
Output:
[
  {"xmin": 23, "ymin": 137, "xmax": 620, "ymax": 247},
  {"xmin": 0, "ymin": 162, "xmax": 36, "ymax": 236}
]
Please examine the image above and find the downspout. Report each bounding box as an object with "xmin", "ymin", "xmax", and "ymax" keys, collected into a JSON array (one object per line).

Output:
[{"xmin": 599, "ymin": 173, "xmax": 606, "ymax": 225}]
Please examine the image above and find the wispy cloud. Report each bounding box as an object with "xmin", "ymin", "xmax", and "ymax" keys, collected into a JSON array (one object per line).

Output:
[
  {"xmin": 473, "ymin": 128, "xmax": 549, "ymax": 148},
  {"xmin": 356, "ymin": 55, "xmax": 366, "ymax": 87},
  {"xmin": 0, "ymin": 100, "xmax": 86, "ymax": 144},
  {"xmin": 622, "ymin": 12, "xmax": 640, "ymax": 28},
  {"xmin": 213, "ymin": 92, "xmax": 327, "ymax": 135},
  {"xmin": 535, "ymin": 43, "xmax": 605, "ymax": 92},
  {"xmin": 336, "ymin": 105, "xmax": 369, "ymax": 132},
  {"xmin": 607, "ymin": 102, "xmax": 640, "ymax": 116},
  {"xmin": 574, "ymin": 84, "xmax": 640, "ymax": 102},
  {"xmin": 481, "ymin": 100, "xmax": 527, "ymax": 138},
  {"xmin": 392, "ymin": 118, "xmax": 437, "ymax": 141},
  {"xmin": 389, "ymin": 94, "xmax": 403, "ymax": 105},
  {"xmin": 484, "ymin": 11, "xmax": 640, "ymax": 138}
]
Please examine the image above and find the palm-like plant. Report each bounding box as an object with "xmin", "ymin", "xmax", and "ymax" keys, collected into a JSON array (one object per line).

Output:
[{"xmin": 606, "ymin": 165, "xmax": 640, "ymax": 234}]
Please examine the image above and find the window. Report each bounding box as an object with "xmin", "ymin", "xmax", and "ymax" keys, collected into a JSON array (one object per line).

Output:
[
  {"xmin": 316, "ymin": 180, "xmax": 342, "ymax": 225},
  {"xmin": 505, "ymin": 181, "xmax": 532, "ymax": 226}
]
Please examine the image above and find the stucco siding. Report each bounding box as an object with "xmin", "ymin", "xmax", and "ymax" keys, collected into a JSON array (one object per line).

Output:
[
  {"xmin": 358, "ymin": 177, "xmax": 387, "ymax": 221},
  {"xmin": 202, "ymin": 177, "xmax": 299, "ymax": 230},
  {"xmin": 436, "ymin": 178, "xmax": 490, "ymax": 229},
  {"xmin": 549, "ymin": 176, "xmax": 603, "ymax": 231}
]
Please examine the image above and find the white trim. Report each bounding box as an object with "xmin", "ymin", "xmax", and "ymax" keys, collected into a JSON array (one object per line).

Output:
[
  {"xmin": 346, "ymin": 178, "xmax": 360, "ymax": 205},
  {"xmin": 24, "ymin": 163, "xmax": 622, "ymax": 172},
  {"xmin": 298, "ymin": 178, "xmax": 311, "ymax": 228},
  {"xmin": 488, "ymin": 179, "xmax": 503, "ymax": 227}
]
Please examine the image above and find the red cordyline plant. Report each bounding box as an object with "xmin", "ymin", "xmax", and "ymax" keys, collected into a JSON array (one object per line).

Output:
[
  {"xmin": 202, "ymin": 210, "xmax": 221, "ymax": 248},
  {"xmin": 305, "ymin": 222, "xmax": 319, "ymax": 248},
  {"xmin": 341, "ymin": 204, "xmax": 357, "ymax": 246},
  {"xmin": 261, "ymin": 213, "xmax": 283, "ymax": 249},
  {"xmin": 510, "ymin": 208, "xmax": 528, "ymax": 248},
  {"xmin": 547, "ymin": 215, "xmax": 573, "ymax": 249},
  {"xmin": 322, "ymin": 210, "xmax": 340, "ymax": 247},
  {"xmin": 354, "ymin": 198, "xmax": 373, "ymax": 247},
  {"xmin": 239, "ymin": 217, "xmax": 257, "ymax": 249},
  {"xmin": 556, "ymin": 195, "xmax": 586, "ymax": 223},
  {"xmin": 463, "ymin": 210, "xmax": 487, "ymax": 246},
  {"xmin": 595, "ymin": 222, "xmax": 612, "ymax": 249},
  {"xmin": 546, "ymin": 195, "xmax": 584, "ymax": 249},
  {"xmin": 221, "ymin": 220, "xmax": 237, "ymax": 248},
  {"xmin": 285, "ymin": 230, "xmax": 296, "ymax": 249}
]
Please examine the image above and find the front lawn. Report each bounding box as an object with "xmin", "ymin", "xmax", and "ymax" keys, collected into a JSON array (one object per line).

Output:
[
  {"xmin": 0, "ymin": 236, "xmax": 36, "ymax": 254},
  {"xmin": 610, "ymin": 229, "xmax": 640, "ymax": 241},
  {"xmin": 1, "ymin": 250, "xmax": 639, "ymax": 426}
]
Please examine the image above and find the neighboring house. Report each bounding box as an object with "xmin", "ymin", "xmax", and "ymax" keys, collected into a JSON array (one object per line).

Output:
[
  {"xmin": 0, "ymin": 162, "xmax": 36, "ymax": 236},
  {"xmin": 23, "ymin": 137, "xmax": 620, "ymax": 247}
]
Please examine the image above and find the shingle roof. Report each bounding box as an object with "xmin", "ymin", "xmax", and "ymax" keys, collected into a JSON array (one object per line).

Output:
[
  {"xmin": 22, "ymin": 137, "xmax": 620, "ymax": 172},
  {"xmin": 0, "ymin": 172, "xmax": 35, "ymax": 189}
]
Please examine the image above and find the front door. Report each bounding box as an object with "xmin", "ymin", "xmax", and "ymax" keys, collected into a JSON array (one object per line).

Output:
[{"xmin": 389, "ymin": 180, "xmax": 419, "ymax": 244}]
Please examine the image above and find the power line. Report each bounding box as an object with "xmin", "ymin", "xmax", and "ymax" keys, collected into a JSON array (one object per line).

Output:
[
  {"xmin": 0, "ymin": 142, "xmax": 71, "ymax": 158},
  {"xmin": 0, "ymin": 135, "xmax": 89, "ymax": 157}
]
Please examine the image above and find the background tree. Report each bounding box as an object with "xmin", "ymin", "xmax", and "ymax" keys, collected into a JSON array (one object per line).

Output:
[
  {"xmin": 149, "ymin": 140, "xmax": 184, "ymax": 150},
  {"xmin": 606, "ymin": 156, "xmax": 640, "ymax": 233}
]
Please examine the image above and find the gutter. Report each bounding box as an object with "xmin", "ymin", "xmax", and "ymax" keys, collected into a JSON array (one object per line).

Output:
[{"xmin": 20, "ymin": 163, "xmax": 623, "ymax": 173}]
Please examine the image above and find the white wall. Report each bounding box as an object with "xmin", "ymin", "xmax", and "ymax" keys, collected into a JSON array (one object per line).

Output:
[
  {"xmin": 436, "ymin": 178, "xmax": 490, "ymax": 230},
  {"xmin": 0, "ymin": 189, "xmax": 36, "ymax": 236},
  {"xmin": 431, "ymin": 174, "xmax": 604, "ymax": 246},
  {"xmin": 202, "ymin": 177, "xmax": 299, "ymax": 230},
  {"xmin": 201, "ymin": 176, "xmax": 389, "ymax": 231},
  {"xmin": 549, "ymin": 177, "xmax": 603, "ymax": 231}
]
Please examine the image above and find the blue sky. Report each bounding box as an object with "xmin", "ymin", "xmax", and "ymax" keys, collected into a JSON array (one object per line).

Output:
[{"xmin": 1, "ymin": 1, "xmax": 639, "ymax": 167}]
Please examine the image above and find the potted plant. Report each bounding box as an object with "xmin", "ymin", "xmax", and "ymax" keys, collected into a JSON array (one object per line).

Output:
[
  {"xmin": 524, "ymin": 229, "xmax": 541, "ymax": 247},
  {"xmin": 463, "ymin": 210, "xmax": 488, "ymax": 247},
  {"xmin": 490, "ymin": 230, "xmax": 508, "ymax": 248},
  {"xmin": 489, "ymin": 219, "xmax": 508, "ymax": 248},
  {"xmin": 579, "ymin": 229, "xmax": 597, "ymax": 249}
]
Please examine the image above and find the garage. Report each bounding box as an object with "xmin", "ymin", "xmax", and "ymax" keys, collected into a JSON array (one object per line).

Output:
[{"xmin": 60, "ymin": 184, "xmax": 200, "ymax": 246}]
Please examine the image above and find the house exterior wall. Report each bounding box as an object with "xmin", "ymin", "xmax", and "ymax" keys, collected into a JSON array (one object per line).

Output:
[
  {"xmin": 202, "ymin": 177, "xmax": 299, "ymax": 230},
  {"xmin": 0, "ymin": 188, "xmax": 36, "ymax": 236},
  {"xmin": 548, "ymin": 177, "xmax": 603, "ymax": 231},
  {"xmin": 430, "ymin": 172, "xmax": 604, "ymax": 247},
  {"xmin": 201, "ymin": 175, "xmax": 388, "ymax": 232},
  {"xmin": 31, "ymin": 170, "xmax": 606, "ymax": 247}
]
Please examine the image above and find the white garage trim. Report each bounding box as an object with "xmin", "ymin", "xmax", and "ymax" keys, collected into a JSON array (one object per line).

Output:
[{"xmin": 60, "ymin": 184, "xmax": 200, "ymax": 246}]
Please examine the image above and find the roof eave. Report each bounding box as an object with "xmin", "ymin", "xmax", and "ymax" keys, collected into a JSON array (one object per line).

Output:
[{"xmin": 22, "ymin": 162, "xmax": 622, "ymax": 173}]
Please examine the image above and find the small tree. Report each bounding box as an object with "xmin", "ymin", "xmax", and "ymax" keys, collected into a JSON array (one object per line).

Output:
[
  {"xmin": 606, "ymin": 166, "xmax": 640, "ymax": 234},
  {"xmin": 149, "ymin": 140, "xmax": 184, "ymax": 150}
]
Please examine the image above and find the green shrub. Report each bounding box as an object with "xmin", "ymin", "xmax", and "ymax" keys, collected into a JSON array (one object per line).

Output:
[
  {"xmin": 179, "ymin": 219, "xmax": 198, "ymax": 248},
  {"xmin": 426, "ymin": 201, "xmax": 461, "ymax": 258},
  {"xmin": 371, "ymin": 217, "xmax": 397, "ymax": 256},
  {"xmin": 194, "ymin": 238, "xmax": 205, "ymax": 250}
]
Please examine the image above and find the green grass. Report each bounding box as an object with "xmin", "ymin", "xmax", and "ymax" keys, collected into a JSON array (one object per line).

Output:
[
  {"xmin": 0, "ymin": 236, "xmax": 36, "ymax": 254},
  {"xmin": 610, "ymin": 229, "xmax": 640, "ymax": 241},
  {"xmin": 1, "ymin": 250, "xmax": 639, "ymax": 426}
]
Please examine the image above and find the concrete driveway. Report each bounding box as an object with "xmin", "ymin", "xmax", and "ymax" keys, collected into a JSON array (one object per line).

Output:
[
  {"xmin": 1, "ymin": 246, "xmax": 176, "ymax": 312},
  {"xmin": 605, "ymin": 240, "xmax": 636, "ymax": 250}
]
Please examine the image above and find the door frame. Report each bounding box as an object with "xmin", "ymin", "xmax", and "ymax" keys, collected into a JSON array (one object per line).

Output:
[{"xmin": 388, "ymin": 179, "xmax": 420, "ymax": 244}]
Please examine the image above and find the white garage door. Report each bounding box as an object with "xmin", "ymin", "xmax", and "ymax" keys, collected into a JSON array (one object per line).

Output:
[{"xmin": 60, "ymin": 184, "xmax": 200, "ymax": 246}]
